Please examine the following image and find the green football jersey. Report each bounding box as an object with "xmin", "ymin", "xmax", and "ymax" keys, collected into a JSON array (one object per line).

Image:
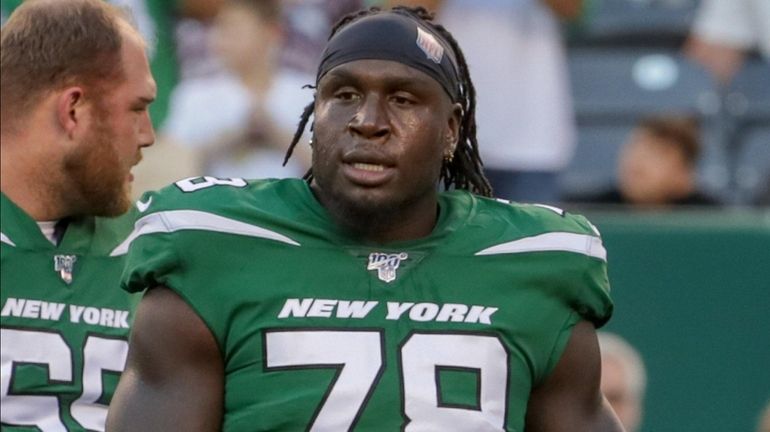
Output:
[
  {"xmin": 1, "ymin": 193, "xmax": 140, "ymax": 431},
  {"xmin": 122, "ymin": 177, "xmax": 613, "ymax": 432}
]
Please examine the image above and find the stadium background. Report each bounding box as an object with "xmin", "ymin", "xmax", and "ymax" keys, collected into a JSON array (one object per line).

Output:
[{"xmin": 1, "ymin": 0, "xmax": 768, "ymax": 430}]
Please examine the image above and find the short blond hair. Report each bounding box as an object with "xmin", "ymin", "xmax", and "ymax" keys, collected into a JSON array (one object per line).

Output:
[{"xmin": 1, "ymin": 0, "xmax": 129, "ymax": 133}]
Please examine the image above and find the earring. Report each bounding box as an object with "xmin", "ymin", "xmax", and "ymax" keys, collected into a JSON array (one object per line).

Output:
[
  {"xmin": 444, "ymin": 137, "xmax": 456, "ymax": 163},
  {"xmin": 443, "ymin": 150, "xmax": 454, "ymax": 163}
]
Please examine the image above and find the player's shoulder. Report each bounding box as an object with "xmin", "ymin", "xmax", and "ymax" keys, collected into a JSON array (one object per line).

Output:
[
  {"xmin": 111, "ymin": 177, "xmax": 306, "ymax": 257},
  {"xmin": 88, "ymin": 209, "xmax": 140, "ymax": 253},
  {"xmin": 463, "ymin": 195, "xmax": 613, "ymax": 326},
  {"xmin": 134, "ymin": 176, "xmax": 299, "ymax": 217},
  {"xmin": 444, "ymin": 193, "xmax": 606, "ymax": 263},
  {"xmin": 470, "ymin": 194, "xmax": 601, "ymax": 238}
]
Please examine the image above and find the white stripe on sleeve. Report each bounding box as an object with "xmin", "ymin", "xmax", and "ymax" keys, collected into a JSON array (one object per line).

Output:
[
  {"xmin": 475, "ymin": 232, "xmax": 606, "ymax": 261},
  {"xmin": 1, "ymin": 232, "xmax": 15, "ymax": 247},
  {"xmin": 110, "ymin": 210, "xmax": 299, "ymax": 256}
]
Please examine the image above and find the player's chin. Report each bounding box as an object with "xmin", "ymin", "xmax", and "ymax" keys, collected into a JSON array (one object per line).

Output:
[
  {"xmin": 98, "ymin": 195, "xmax": 132, "ymax": 217},
  {"xmin": 93, "ymin": 183, "xmax": 133, "ymax": 217}
]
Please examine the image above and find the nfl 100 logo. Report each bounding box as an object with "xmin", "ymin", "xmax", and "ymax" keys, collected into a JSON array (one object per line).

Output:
[
  {"xmin": 54, "ymin": 254, "xmax": 77, "ymax": 285},
  {"xmin": 367, "ymin": 252, "xmax": 408, "ymax": 283}
]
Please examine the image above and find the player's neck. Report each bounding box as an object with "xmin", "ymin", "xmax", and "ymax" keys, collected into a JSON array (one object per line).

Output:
[
  {"xmin": 356, "ymin": 208, "xmax": 439, "ymax": 244},
  {"xmin": 326, "ymin": 195, "xmax": 440, "ymax": 244},
  {"xmin": 1, "ymin": 140, "xmax": 73, "ymax": 221}
]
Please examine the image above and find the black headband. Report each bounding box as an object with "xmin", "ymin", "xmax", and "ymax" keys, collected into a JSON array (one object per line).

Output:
[{"xmin": 316, "ymin": 12, "xmax": 461, "ymax": 101}]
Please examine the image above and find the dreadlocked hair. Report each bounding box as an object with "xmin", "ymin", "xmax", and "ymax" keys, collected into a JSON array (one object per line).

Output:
[{"xmin": 283, "ymin": 5, "xmax": 492, "ymax": 197}]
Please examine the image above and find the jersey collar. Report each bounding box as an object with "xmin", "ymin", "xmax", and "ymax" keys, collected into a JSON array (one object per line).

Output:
[
  {"xmin": 289, "ymin": 179, "xmax": 474, "ymax": 251},
  {"xmin": 1, "ymin": 191, "xmax": 57, "ymax": 250}
]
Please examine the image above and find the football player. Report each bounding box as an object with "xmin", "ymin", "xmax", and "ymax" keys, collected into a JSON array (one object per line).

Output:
[
  {"xmin": 1, "ymin": 0, "xmax": 156, "ymax": 430},
  {"xmin": 108, "ymin": 6, "xmax": 623, "ymax": 431}
]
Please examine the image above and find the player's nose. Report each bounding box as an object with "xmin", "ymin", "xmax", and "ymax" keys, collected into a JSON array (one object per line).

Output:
[{"xmin": 348, "ymin": 94, "xmax": 390, "ymax": 141}]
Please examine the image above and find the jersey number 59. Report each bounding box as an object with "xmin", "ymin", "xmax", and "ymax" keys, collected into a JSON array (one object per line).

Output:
[{"xmin": 1, "ymin": 328, "xmax": 128, "ymax": 431}]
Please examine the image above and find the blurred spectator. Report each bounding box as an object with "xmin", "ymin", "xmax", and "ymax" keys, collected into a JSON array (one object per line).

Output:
[
  {"xmin": 568, "ymin": 117, "xmax": 720, "ymax": 208},
  {"xmin": 429, "ymin": 0, "xmax": 582, "ymax": 204},
  {"xmin": 173, "ymin": 15, "xmax": 227, "ymax": 83},
  {"xmin": 685, "ymin": 0, "xmax": 770, "ymax": 85},
  {"xmin": 759, "ymin": 401, "xmax": 770, "ymax": 432},
  {"xmin": 755, "ymin": 176, "xmax": 770, "ymax": 207},
  {"xmin": 162, "ymin": 0, "xmax": 313, "ymax": 180},
  {"xmin": 280, "ymin": 0, "xmax": 364, "ymax": 76},
  {"xmin": 383, "ymin": 0, "xmax": 443, "ymax": 11},
  {"xmin": 598, "ymin": 332, "xmax": 646, "ymax": 432}
]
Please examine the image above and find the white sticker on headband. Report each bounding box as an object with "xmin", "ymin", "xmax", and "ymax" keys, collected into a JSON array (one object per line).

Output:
[{"xmin": 416, "ymin": 26, "xmax": 444, "ymax": 64}]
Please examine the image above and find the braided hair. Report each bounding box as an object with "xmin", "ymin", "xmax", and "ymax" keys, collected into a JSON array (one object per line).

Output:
[{"xmin": 283, "ymin": 6, "xmax": 492, "ymax": 197}]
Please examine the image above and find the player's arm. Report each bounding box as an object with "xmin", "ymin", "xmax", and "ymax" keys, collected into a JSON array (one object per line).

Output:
[
  {"xmin": 106, "ymin": 286, "xmax": 223, "ymax": 432},
  {"xmin": 525, "ymin": 320, "xmax": 626, "ymax": 432}
]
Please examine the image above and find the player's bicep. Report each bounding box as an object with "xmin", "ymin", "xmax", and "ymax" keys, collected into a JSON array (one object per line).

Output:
[
  {"xmin": 106, "ymin": 286, "xmax": 223, "ymax": 432},
  {"xmin": 525, "ymin": 320, "xmax": 625, "ymax": 432}
]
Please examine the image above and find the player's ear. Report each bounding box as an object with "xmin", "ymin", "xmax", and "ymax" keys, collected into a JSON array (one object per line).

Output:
[{"xmin": 56, "ymin": 87, "xmax": 85, "ymax": 139}]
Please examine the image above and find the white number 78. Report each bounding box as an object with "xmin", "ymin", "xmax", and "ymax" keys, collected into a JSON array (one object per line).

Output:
[{"xmin": 264, "ymin": 329, "xmax": 509, "ymax": 431}]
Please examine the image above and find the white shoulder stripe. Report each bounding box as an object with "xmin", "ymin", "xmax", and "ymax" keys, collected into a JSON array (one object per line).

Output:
[
  {"xmin": 110, "ymin": 210, "xmax": 300, "ymax": 256},
  {"xmin": 1, "ymin": 232, "xmax": 15, "ymax": 247},
  {"xmin": 475, "ymin": 232, "xmax": 606, "ymax": 261}
]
